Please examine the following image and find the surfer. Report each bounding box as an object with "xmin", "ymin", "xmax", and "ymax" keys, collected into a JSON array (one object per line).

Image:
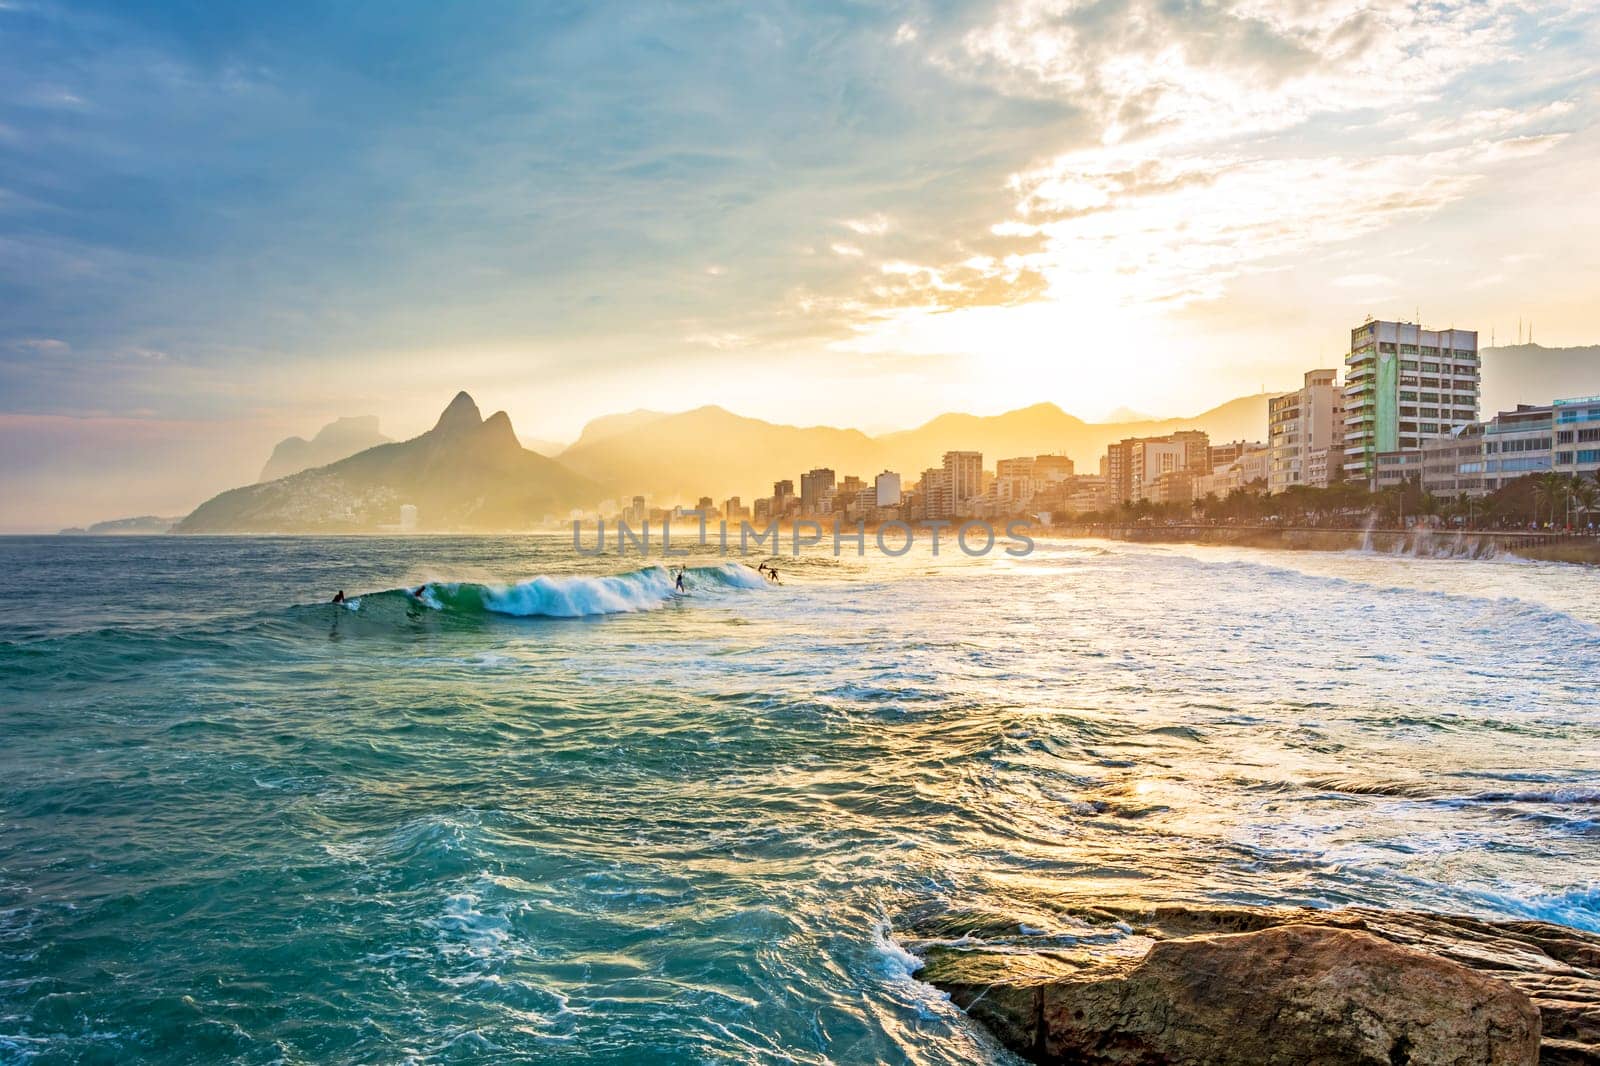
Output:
[
  {"xmin": 331, "ymin": 590, "xmax": 346, "ymax": 604},
  {"xmin": 413, "ymin": 584, "xmax": 428, "ymax": 598},
  {"xmin": 675, "ymin": 567, "xmax": 686, "ymax": 593},
  {"xmin": 766, "ymin": 566, "xmax": 780, "ymax": 585}
]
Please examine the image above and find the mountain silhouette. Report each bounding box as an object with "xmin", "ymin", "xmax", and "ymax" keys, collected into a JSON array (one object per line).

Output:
[
  {"xmin": 557, "ymin": 405, "xmax": 878, "ymax": 504},
  {"xmin": 557, "ymin": 394, "xmax": 1270, "ymax": 501},
  {"xmin": 1481, "ymin": 344, "xmax": 1600, "ymax": 414},
  {"xmin": 179, "ymin": 392, "xmax": 597, "ymax": 532},
  {"xmin": 258, "ymin": 415, "xmax": 391, "ymax": 482}
]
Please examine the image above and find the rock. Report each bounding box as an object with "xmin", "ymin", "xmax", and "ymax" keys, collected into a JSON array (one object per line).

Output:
[{"xmin": 907, "ymin": 904, "xmax": 1600, "ymax": 1065}]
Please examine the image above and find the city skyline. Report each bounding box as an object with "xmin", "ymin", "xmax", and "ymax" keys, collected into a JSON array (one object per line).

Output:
[{"xmin": 3, "ymin": 1, "xmax": 1600, "ymax": 528}]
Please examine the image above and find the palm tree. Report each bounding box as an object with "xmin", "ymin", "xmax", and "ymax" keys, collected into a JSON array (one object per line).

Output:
[
  {"xmin": 1533, "ymin": 471, "xmax": 1568, "ymax": 528},
  {"xmin": 1573, "ymin": 481, "xmax": 1600, "ymax": 532}
]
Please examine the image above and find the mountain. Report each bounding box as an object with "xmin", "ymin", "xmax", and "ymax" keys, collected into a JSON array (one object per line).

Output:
[
  {"xmin": 518, "ymin": 436, "xmax": 569, "ymax": 457},
  {"xmin": 259, "ymin": 415, "xmax": 391, "ymax": 482},
  {"xmin": 557, "ymin": 393, "xmax": 1272, "ymax": 502},
  {"xmin": 558, "ymin": 406, "xmax": 879, "ymax": 504},
  {"xmin": 59, "ymin": 515, "xmax": 182, "ymax": 536},
  {"xmin": 178, "ymin": 393, "xmax": 598, "ymax": 532},
  {"xmin": 1481, "ymin": 344, "xmax": 1600, "ymax": 414}
]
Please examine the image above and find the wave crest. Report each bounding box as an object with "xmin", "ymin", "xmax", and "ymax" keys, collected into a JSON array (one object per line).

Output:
[{"xmin": 352, "ymin": 563, "xmax": 768, "ymax": 620}]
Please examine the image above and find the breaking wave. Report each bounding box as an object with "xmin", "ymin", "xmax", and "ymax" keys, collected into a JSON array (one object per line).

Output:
[{"xmin": 339, "ymin": 563, "xmax": 768, "ymax": 620}]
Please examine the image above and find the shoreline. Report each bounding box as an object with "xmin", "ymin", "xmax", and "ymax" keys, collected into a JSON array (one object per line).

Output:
[{"xmin": 1059, "ymin": 523, "xmax": 1600, "ymax": 565}]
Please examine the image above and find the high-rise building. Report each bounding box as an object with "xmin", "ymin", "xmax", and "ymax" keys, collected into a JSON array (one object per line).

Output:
[
  {"xmin": 919, "ymin": 467, "xmax": 952, "ymax": 520},
  {"xmin": 799, "ymin": 468, "xmax": 835, "ymax": 514},
  {"xmin": 942, "ymin": 451, "xmax": 982, "ymax": 515},
  {"xmin": 771, "ymin": 479, "xmax": 795, "ymax": 519},
  {"xmin": 1268, "ymin": 369, "xmax": 1345, "ymax": 493},
  {"xmin": 995, "ymin": 456, "xmax": 1034, "ymax": 481},
  {"xmin": 1208, "ymin": 441, "xmax": 1259, "ymax": 469},
  {"xmin": 1343, "ymin": 320, "xmax": 1479, "ymax": 485},
  {"xmin": 1032, "ymin": 454, "xmax": 1074, "ymax": 483},
  {"xmin": 722, "ymin": 496, "xmax": 749, "ymax": 521},
  {"xmin": 874, "ymin": 471, "xmax": 902, "ymax": 508},
  {"xmin": 1104, "ymin": 432, "xmax": 1210, "ymax": 503}
]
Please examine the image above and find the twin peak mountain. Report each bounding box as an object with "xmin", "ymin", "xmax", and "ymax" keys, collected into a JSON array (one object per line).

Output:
[{"xmin": 177, "ymin": 390, "xmax": 1269, "ymax": 533}]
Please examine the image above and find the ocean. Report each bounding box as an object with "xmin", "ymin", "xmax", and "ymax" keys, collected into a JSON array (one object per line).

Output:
[{"xmin": 2, "ymin": 534, "xmax": 1598, "ymax": 1064}]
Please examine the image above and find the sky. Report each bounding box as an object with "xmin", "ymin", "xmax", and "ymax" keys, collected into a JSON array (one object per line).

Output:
[{"xmin": 2, "ymin": 0, "xmax": 1598, "ymax": 528}]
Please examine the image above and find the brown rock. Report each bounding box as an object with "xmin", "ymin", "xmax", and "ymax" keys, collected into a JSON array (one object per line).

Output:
[{"xmin": 910, "ymin": 906, "xmax": 1600, "ymax": 1066}]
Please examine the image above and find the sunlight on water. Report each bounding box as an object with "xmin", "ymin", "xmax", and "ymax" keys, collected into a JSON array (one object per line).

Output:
[{"xmin": 1, "ymin": 535, "xmax": 1597, "ymax": 1063}]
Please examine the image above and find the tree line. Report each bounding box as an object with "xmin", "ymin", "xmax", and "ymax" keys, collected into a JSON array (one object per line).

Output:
[{"xmin": 1075, "ymin": 471, "xmax": 1600, "ymax": 532}]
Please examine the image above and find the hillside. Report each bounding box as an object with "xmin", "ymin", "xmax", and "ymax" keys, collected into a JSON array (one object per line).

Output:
[
  {"xmin": 259, "ymin": 415, "xmax": 391, "ymax": 482},
  {"xmin": 1481, "ymin": 344, "xmax": 1600, "ymax": 414},
  {"xmin": 558, "ymin": 393, "xmax": 1271, "ymax": 502},
  {"xmin": 59, "ymin": 515, "xmax": 183, "ymax": 536},
  {"xmin": 558, "ymin": 406, "xmax": 880, "ymax": 503},
  {"xmin": 179, "ymin": 393, "xmax": 597, "ymax": 532}
]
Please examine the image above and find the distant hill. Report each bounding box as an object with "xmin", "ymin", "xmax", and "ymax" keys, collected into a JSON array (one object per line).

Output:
[
  {"xmin": 179, "ymin": 393, "xmax": 598, "ymax": 532},
  {"xmin": 875, "ymin": 394, "xmax": 1268, "ymax": 477},
  {"xmin": 558, "ymin": 393, "xmax": 1271, "ymax": 502},
  {"xmin": 559, "ymin": 406, "xmax": 880, "ymax": 503},
  {"xmin": 59, "ymin": 515, "xmax": 182, "ymax": 536},
  {"xmin": 259, "ymin": 415, "xmax": 391, "ymax": 482},
  {"xmin": 518, "ymin": 436, "xmax": 569, "ymax": 457},
  {"xmin": 1481, "ymin": 344, "xmax": 1600, "ymax": 414}
]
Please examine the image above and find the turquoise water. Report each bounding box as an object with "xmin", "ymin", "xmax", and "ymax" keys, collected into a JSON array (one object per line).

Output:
[{"xmin": 2, "ymin": 535, "xmax": 1598, "ymax": 1064}]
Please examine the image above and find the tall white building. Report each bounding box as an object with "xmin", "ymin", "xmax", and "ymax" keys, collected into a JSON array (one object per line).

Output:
[
  {"xmin": 1268, "ymin": 369, "xmax": 1345, "ymax": 493},
  {"xmin": 874, "ymin": 471, "xmax": 902, "ymax": 508},
  {"xmin": 942, "ymin": 451, "xmax": 982, "ymax": 515},
  {"xmin": 1343, "ymin": 320, "xmax": 1480, "ymax": 485}
]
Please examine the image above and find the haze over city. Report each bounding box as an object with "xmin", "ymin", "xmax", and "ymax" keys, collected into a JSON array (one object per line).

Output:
[{"xmin": 3, "ymin": 0, "xmax": 1599, "ymax": 529}]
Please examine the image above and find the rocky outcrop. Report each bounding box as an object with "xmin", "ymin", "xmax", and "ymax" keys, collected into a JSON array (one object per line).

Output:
[
  {"xmin": 180, "ymin": 393, "xmax": 599, "ymax": 532},
  {"xmin": 903, "ymin": 903, "xmax": 1600, "ymax": 1065},
  {"xmin": 258, "ymin": 415, "xmax": 391, "ymax": 482}
]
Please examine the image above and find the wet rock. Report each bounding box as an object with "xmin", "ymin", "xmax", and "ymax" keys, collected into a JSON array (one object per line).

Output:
[{"xmin": 906, "ymin": 904, "xmax": 1600, "ymax": 1065}]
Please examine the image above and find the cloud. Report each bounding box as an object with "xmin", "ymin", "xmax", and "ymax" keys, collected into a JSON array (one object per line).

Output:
[
  {"xmin": 842, "ymin": 214, "xmax": 891, "ymax": 236},
  {"xmin": 1333, "ymin": 274, "xmax": 1397, "ymax": 289},
  {"xmin": 1410, "ymin": 100, "xmax": 1578, "ymax": 144},
  {"xmin": 10, "ymin": 337, "xmax": 69, "ymax": 354},
  {"xmin": 1, "ymin": 0, "xmax": 1597, "ymax": 510}
]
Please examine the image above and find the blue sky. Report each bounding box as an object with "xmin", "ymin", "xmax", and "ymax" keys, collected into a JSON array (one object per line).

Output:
[{"xmin": 2, "ymin": 0, "xmax": 1597, "ymax": 526}]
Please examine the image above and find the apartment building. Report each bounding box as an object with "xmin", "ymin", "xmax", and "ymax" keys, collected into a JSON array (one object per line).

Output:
[
  {"xmin": 1268, "ymin": 369, "xmax": 1344, "ymax": 492},
  {"xmin": 1343, "ymin": 320, "xmax": 1480, "ymax": 485}
]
